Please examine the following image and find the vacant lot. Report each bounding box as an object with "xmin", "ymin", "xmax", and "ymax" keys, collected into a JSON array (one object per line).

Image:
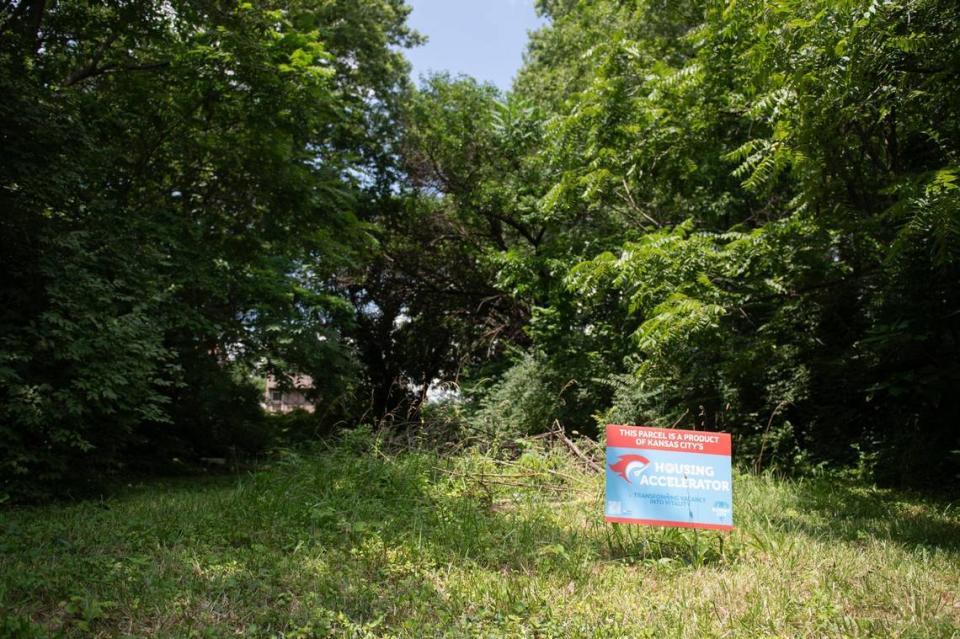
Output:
[{"xmin": 2, "ymin": 438, "xmax": 958, "ymax": 638}]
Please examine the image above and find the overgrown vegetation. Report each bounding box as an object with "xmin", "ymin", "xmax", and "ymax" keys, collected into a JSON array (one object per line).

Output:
[
  {"xmin": 1, "ymin": 438, "xmax": 958, "ymax": 637},
  {"xmin": 387, "ymin": 0, "xmax": 960, "ymax": 486},
  {"xmin": 2, "ymin": 0, "xmax": 958, "ymax": 492},
  {"xmin": 1, "ymin": 0, "xmax": 416, "ymax": 497},
  {"xmin": 4, "ymin": 0, "xmax": 959, "ymax": 634}
]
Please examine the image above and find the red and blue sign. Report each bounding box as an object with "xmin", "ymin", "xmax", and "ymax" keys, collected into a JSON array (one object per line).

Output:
[{"xmin": 605, "ymin": 424, "xmax": 733, "ymax": 531}]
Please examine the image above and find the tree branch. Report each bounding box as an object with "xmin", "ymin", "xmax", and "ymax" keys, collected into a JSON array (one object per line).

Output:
[{"xmin": 64, "ymin": 60, "xmax": 170, "ymax": 87}]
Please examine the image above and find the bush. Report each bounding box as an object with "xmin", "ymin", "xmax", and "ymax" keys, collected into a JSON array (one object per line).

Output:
[{"xmin": 470, "ymin": 352, "xmax": 574, "ymax": 441}]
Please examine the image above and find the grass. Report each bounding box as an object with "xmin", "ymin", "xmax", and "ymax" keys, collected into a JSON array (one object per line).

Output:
[{"xmin": 1, "ymin": 432, "xmax": 958, "ymax": 638}]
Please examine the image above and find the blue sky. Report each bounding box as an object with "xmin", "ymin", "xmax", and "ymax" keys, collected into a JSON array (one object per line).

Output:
[{"xmin": 404, "ymin": 0, "xmax": 546, "ymax": 92}]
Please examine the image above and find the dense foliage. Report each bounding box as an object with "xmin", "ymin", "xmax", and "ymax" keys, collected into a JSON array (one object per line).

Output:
[
  {"xmin": 0, "ymin": 0, "xmax": 416, "ymax": 497},
  {"xmin": 393, "ymin": 0, "xmax": 960, "ymax": 486},
  {"xmin": 2, "ymin": 0, "xmax": 958, "ymax": 497}
]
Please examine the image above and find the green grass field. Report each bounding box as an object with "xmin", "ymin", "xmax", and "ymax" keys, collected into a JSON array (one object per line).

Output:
[{"xmin": 2, "ymin": 435, "xmax": 958, "ymax": 638}]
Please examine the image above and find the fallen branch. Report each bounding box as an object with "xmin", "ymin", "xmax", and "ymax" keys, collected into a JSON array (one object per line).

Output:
[
  {"xmin": 526, "ymin": 431, "xmax": 555, "ymax": 441},
  {"xmin": 489, "ymin": 459, "xmax": 594, "ymax": 485},
  {"xmin": 668, "ymin": 409, "xmax": 690, "ymax": 430},
  {"xmin": 553, "ymin": 420, "xmax": 604, "ymax": 474}
]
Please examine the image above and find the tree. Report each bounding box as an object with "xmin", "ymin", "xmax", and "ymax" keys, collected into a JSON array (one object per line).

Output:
[
  {"xmin": 536, "ymin": 0, "xmax": 960, "ymax": 484},
  {"xmin": 385, "ymin": 0, "xmax": 959, "ymax": 485},
  {"xmin": 0, "ymin": 0, "xmax": 419, "ymax": 497}
]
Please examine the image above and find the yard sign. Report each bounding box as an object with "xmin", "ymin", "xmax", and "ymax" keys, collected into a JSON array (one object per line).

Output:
[{"xmin": 605, "ymin": 424, "xmax": 733, "ymax": 530}]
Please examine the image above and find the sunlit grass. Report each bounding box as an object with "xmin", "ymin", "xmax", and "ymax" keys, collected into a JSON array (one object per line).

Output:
[{"xmin": 1, "ymin": 435, "xmax": 958, "ymax": 638}]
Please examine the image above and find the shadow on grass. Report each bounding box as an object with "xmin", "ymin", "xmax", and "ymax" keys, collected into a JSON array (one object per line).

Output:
[
  {"xmin": 780, "ymin": 475, "xmax": 960, "ymax": 553},
  {"xmin": 0, "ymin": 448, "xmax": 734, "ymax": 636},
  {"xmin": 320, "ymin": 451, "xmax": 727, "ymax": 568}
]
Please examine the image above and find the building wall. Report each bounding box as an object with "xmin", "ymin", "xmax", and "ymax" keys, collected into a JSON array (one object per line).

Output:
[{"xmin": 263, "ymin": 375, "xmax": 316, "ymax": 413}]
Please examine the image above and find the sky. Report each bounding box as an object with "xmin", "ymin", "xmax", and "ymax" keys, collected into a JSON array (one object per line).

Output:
[{"xmin": 404, "ymin": 0, "xmax": 546, "ymax": 92}]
